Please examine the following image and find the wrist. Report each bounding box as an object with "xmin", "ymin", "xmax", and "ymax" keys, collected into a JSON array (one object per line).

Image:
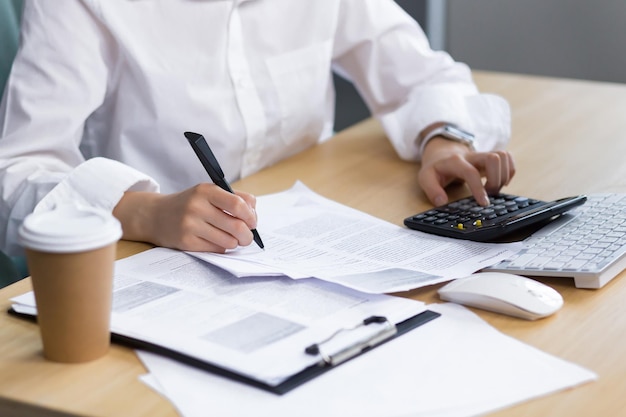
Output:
[
  {"xmin": 418, "ymin": 123, "xmax": 475, "ymax": 157},
  {"xmin": 421, "ymin": 136, "xmax": 472, "ymax": 162},
  {"xmin": 113, "ymin": 191, "xmax": 162, "ymax": 244}
]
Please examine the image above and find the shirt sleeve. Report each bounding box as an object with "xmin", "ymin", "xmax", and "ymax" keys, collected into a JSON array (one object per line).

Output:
[
  {"xmin": 34, "ymin": 158, "xmax": 159, "ymax": 215},
  {"xmin": 0, "ymin": 1, "xmax": 159, "ymax": 256},
  {"xmin": 332, "ymin": 0, "xmax": 511, "ymax": 161}
]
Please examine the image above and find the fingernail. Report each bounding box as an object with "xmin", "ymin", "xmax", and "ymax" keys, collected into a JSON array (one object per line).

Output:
[{"xmin": 434, "ymin": 196, "xmax": 447, "ymax": 207}]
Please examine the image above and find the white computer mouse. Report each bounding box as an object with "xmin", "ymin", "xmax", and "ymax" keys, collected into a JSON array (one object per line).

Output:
[{"xmin": 438, "ymin": 272, "xmax": 564, "ymax": 320}]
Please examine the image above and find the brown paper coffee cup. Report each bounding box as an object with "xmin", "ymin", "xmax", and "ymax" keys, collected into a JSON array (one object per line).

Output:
[{"xmin": 19, "ymin": 205, "xmax": 122, "ymax": 363}]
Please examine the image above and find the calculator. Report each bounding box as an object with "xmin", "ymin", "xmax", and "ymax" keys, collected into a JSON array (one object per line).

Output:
[{"xmin": 404, "ymin": 193, "xmax": 587, "ymax": 242}]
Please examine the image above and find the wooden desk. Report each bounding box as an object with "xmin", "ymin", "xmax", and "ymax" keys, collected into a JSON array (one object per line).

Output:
[{"xmin": 2, "ymin": 71, "xmax": 626, "ymax": 416}]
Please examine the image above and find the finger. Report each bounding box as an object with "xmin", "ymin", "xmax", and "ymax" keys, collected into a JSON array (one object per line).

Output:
[
  {"xmin": 206, "ymin": 216, "xmax": 254, "ymax": 249},
  {"xmin": 497, "ymin": 151, "xmax": 510, "ymax": 187},
  {"xmin": 182, "ymin": 184, "xmax": 256, "ymax": 248},
  {"xmin": 235, "ymin": 190, "xmax": 257, "ymax": 210},
  {"xmin": 172, "ymin": 202, "xmax": 249, "ymax": 251},
  {"xmin": 210, "ymin": 188, "xmax": 258, "ymax": 230},
  {"xmin": 504, "ymin": 151, "xmax": 516, "ymax": 185},
  {"xmin": 437, "ymin": 154, "xmax": 490, "ymax": 205},
  {"xmin": 469, "ymin": 151, "xmax": 515, "ymax": 194},
  {"xmin": 235, "ymin": 190, "xmax": 258, "ymax": 223},
  {"xmin": 421, "ymin": 154, "xmax": 491, "ymax": 206},
  {"xmin": 201, "ymin": 206, "xmax": 255, "ymax": 247},
  {"xmin": 480, "ymin": 152, "xmax": 504, "ymax": 194},
  {"xmin": 179, "ymin": 235, "xmax": 230, "ymax": 254},
  {"xmin": 462, "ymin": 168, "xmax": 491, "ymax": 206},
  {"xmin": 493, "ymin": 150, "xmax": 515, "ymax": 188},
  {"xmin": 168, "ymin": 215, "xmax": 237, "ymax": 253},
  {"xmin": 418, "ymin": 166, "xmax": 450, "ymax": 207}
]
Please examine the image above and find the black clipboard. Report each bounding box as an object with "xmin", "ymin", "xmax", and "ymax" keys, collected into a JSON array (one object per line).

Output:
[{"xmin": 7, "ymin": 307, "xmax": 440, "ymax": 395}]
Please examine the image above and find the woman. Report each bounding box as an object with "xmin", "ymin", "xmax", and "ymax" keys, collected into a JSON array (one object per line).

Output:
[{"xmin": 0, "ymin": 0, "xmax": 514, "ymax": 255}]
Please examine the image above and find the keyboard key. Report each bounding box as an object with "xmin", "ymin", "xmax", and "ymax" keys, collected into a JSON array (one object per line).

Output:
[{"xmin": 508, "ymin": 253, "xmax": 538, "ymax": 267}]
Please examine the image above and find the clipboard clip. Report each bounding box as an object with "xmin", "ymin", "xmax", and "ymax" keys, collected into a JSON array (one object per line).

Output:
[{"xmin": 304, "ymin": 316, "xmax": 397, "ymax": 367}]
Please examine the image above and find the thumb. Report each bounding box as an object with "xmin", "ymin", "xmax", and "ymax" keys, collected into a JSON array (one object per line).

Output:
[{"xmin": 418, "ymin": 169, "xmax": 449, "ymax": 207}]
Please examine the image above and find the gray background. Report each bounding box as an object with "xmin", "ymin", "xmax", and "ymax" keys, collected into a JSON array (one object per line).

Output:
[
  {"xmin": 447, "ymin": 0, "xmax": 626, "ymax": 84},
  {"xmin": 334, "ymin": 0, "xmax": 626, "ymax": 131}
]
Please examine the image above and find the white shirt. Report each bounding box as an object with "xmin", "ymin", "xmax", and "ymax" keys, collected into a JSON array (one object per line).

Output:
[{"xmin": 0, "ymin": 0, "xmax": 511, "ymax": 255}]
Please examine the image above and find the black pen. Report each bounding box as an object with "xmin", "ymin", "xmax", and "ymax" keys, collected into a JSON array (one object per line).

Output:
[{"xmin": 184, "ymin": 131, "xmax": 264, "ymax": 249}]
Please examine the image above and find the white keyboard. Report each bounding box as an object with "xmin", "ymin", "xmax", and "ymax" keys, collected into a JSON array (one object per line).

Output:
[{"xmin": 485, "ymin": 194, "xmax": 626, "ymax": 288}]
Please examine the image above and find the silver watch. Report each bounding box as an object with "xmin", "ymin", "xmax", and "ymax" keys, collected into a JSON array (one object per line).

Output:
[{"xmin": 419, "ymin": 124, "xmax": 476, "ymax": 154}]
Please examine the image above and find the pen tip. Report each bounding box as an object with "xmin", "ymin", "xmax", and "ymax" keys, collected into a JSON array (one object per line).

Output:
[{"xmin": 252, "ymin": 229, "xmax": 264, "ymax": 250}]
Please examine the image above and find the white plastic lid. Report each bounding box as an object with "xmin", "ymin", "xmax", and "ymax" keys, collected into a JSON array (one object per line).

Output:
[{"xmin": 18, "ymin": 205, "xmax": 122, "ymax": 253}]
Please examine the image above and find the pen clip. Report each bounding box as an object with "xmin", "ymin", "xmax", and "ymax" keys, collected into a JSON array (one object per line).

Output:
[{"xmin": 305, "ymin": 316, "xmax": 397, "ymax": 367}]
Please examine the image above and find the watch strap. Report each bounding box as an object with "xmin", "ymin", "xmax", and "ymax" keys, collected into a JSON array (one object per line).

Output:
[{"xmin": 418, "ymin": 124, "xmax": 476, "ymax": 156}]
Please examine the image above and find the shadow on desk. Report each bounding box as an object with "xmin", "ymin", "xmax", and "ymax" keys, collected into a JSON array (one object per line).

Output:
[{"xmin": 0, "ymin": 397, "xmax": 76, "ymax": 417}]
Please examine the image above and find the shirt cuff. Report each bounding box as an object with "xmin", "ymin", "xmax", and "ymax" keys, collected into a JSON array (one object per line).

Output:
[
  {"xmin": 34, "ymin": 157, "xmax": 160, "ymax": 213},
  {"xmin": 379, "ymin": 85, "xmax": 511, "ymax": 161}
]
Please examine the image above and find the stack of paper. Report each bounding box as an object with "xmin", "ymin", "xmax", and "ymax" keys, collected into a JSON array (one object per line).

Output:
[
  {"xmin": 138, "ymin": 303, "xmax": 596, "ymax": 417},
  {"xmin": 11, "ymin": 247, "xmax": 430, "ymax": 388},
  {"xmin": 189, "ymin": 182, "xmax": 524, "ymax": 294}
]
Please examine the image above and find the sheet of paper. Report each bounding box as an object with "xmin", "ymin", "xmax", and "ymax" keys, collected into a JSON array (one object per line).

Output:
[
  {"xmin": 11, "ymin": 247, "xmax": 425, "ymax": 386},
  {"xmin": 189, "ymin": 182, "xmax": 524, "ymax": 293},
  {"xmin": 137, "ymin": 303, "xmax": 595, "ymax": 417}
]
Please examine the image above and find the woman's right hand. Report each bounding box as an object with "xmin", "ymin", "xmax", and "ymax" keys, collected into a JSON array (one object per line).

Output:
[{"xmin": 112, "ymin": 183, "xmax": 258, "ymax": 253}]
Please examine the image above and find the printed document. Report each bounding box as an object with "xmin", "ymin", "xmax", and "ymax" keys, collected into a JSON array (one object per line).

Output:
[
  {"xmin": 137, "ymin": 303, "xmax": 596, "ymax": 417},
  {"xmin": 189, "ymin": 182, "xmax": 523, "ymax": 293},
  {"xmin": 11, "ymin": 247, "xmax": 426, "ymax": 387}
]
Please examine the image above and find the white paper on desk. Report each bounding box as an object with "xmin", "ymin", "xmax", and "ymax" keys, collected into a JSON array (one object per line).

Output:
[
  {"xmin": 137, "ymin": 303, "xmax": 596, "ymax": 417},
  {"xmin": 11, "ymin": 247, "xmax": 425, "ymax": 386},
  {"xmin": 189, "ymin": 182, "xmax": 524, "ymax": 293}
]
